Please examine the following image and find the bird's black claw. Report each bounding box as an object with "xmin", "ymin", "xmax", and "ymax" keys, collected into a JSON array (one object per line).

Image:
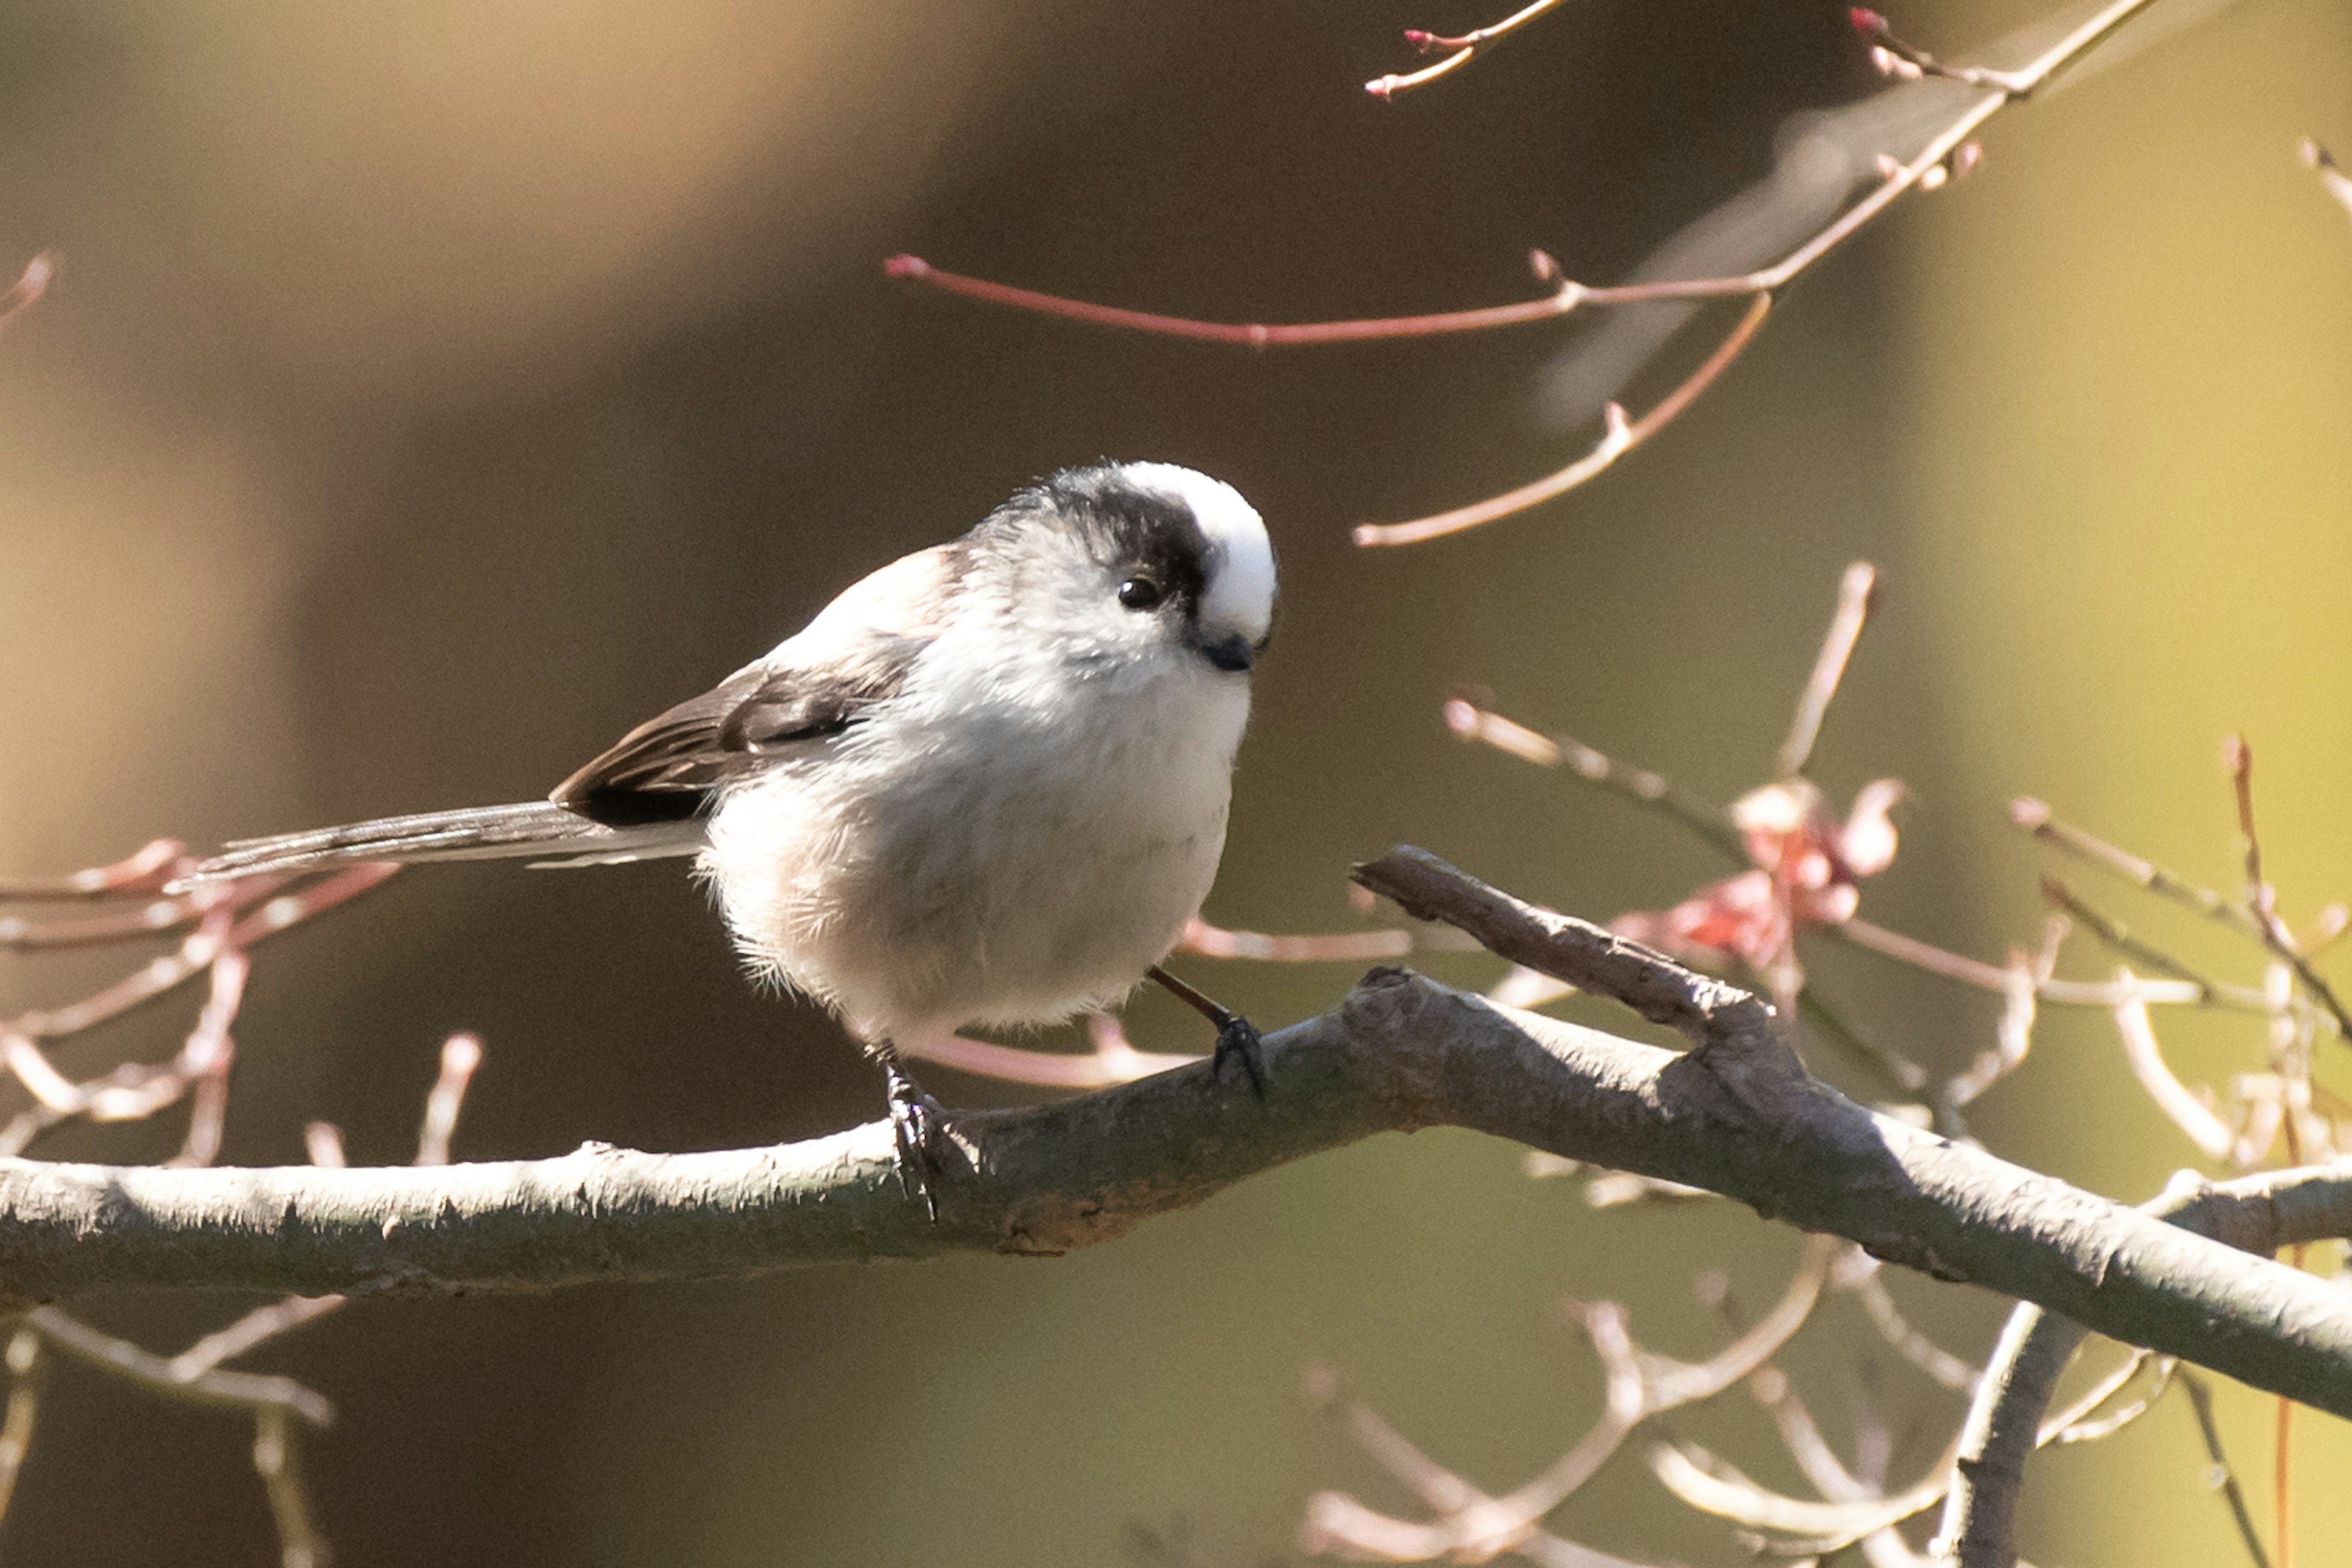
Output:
[
  {"xmin": 1210, "ymin": 1014, "xmax": 1267, "ymax": 1101},
  {"xmin": 884, "ymin": 1063, "xmax": 947, "ymax": 1221}
]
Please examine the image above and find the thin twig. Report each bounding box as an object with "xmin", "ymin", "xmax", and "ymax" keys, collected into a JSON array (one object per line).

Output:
[
  {"xmin": 1365, "ymin": 0, "xmax": 1574, "ymax": 99},
  {"xmin": 0, "ymin": 1329, "xmax": 42, "ymax": 1528},
  {"xmin": 253, "ymin": 1405, "xmax": 328, "ymax": 1568},
  {"xmin": 2039, "ymin": 876, "xmax": 2222, "ymax": 1000},
  {"xmin": 892, "ymin": 0, "xmax": 2166, "ymax": 545},
  {"xmin": 0, "ymin": 838, "xmax": 189, "ymax": 900},
  {"xmin": 1177, "ymin": 916, "xmax": 1428, "ymax": 962},
  {"xmin": 2181, "ymin": 1370, "xmax": 2274, "ymax": 1568},
  {"xmin": 900, "ymin": 1012, "xmax": 1204, "ymax": 1088},
  {"xmin": 2009, "ymin": 796, "xmax": 2255, "ymax": 935},
  {"xmin": 1441, "ymin": 696, "xmax": 1743, "ymax": 859},
  {"xmin": 2111, "ymin": 984, "xmax": 2237, "ymax": 1161},
  {"xmin": 1303, "ymin": 1238, "xmax": 1833, "ymax": 1561},
  {"xmin": 2227, "ymin": 737, "xmax": 2352, "ymax": 1042},
  {"xmin": 1354, "ymin": 294, "xmax": 1772, "ymax": 546},
  {"xmin": 1778, "ymin": 563, "xmax": 1878, "ymax": 779},
  {"xmin": 24, "ymin": 1306, "xmax": 333, "ymax": 1427}
]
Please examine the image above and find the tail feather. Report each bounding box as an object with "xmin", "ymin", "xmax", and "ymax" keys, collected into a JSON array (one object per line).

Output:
[{"xmin": 176, "ymin": 801, "xmax": 699, "ymax": 887}]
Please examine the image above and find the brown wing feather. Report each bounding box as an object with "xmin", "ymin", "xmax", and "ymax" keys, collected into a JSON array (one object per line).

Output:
[{"xmin": 549, "ymin": 545, "xmax": 959, "ymax": 827}]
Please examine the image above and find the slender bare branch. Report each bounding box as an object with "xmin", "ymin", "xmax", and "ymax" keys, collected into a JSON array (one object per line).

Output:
[
  {"xmin": 1779, "ymin": 562, "xmax": 1878, "ymax": 779},
  {"xmin": 253, "ymin": 1405, "xmax": 327, "ymax": 1568},
  {"xmin": 0, "ymin": 1330, "xmax": 41, "ymax": 1529},
  {"xmin": 2227, "ymin": 736, "xmax": 2352, "ymax": 1042},
  {"xmin": 892, "ymin": 0, "xmax": 2171, "ymax": 545},
  {"xmin": 23, "ymin": 1306, "xmax": 331, "ymax": 1427},
  {"xmin": 900, "ymin": 1012, "xmax": 1204, "ymax": 1088},
  {"xmin": 1365, "ymin": 0, "xmax": 1574, "ymax": 100},
  {"xmin": 1353, "ymin": 295, "xmax": 1772, "ymax": 546},
  {"xmin": 1304, "ymin": 1238, "xmax": 1832, "ymax": 1561},
  {"xmin": 2111, "ymin": 986, "xmax": 2236, "ymax": 1160},
  {"xmin": 2181, "ymin": 1370, "xmax": 2274, "ymax": 1568},
  {"xmin": 1441, "ymin": 696, "xmax": 1743, "ymax": 859},
  {"xmin": 2009, "ymin": 796, "xmax": 2255, "ymax": 935}
]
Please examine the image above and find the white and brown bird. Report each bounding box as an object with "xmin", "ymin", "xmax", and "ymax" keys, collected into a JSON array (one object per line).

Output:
[{"xmin": 183, "ymin": 462, "xmax": 1278, "ymax": 1201}]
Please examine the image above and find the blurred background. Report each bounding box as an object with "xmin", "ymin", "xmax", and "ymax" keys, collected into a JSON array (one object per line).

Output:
[{"xmin": 0, "ymin": 0, "xmax": 2348, "ymax": 1562}]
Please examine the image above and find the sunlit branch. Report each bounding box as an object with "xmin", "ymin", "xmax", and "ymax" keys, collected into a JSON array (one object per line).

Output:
[
  {"xmin": 0, "ymin": 1330, "xmax": 40, "ymax": 1529},
  {"xmin": 1936, "ymin": 1163, "xmax": 2352, "ymax": 1567},
  {"xmin": 0, "ymin": 838, "xmax": 190, "ymax": 900},
  {"xmin": 2010, "ymin": 794, "xmax": 2257, "ymax": 935},
  {"xmin": 1778, "ymin": 562, "xmax": 1878, "ymax": 779},
  {"xmin": 894, "ymin": 1, "xmax": 2168, "ymax": 548},
  {"xmin": 2038, "ymin": 876, "xmax": 2223, "ymax": 1001},
  {"xmin": 1441, "ymin": 696, "xmax": 1741, "ymax": 860},
  {"xmin": 1303, "ymin": 1238, "xmax": 1833, "ymax": 1561},
  {"xmin": 883, "ymin": 251, "xmax": 1585, "ymax": 346},
  {"xmin": 1830, "ymin": 917, "xmax": 2231, "ymax": 1011},
  {"xmin": 2228, "ymin": 736, "xmax": 2352, "ymax": 1042},
  {"xmin": 900, "ymin": 1012, "xmax": 1204, "ymax": 1088},
  {"xmin": 254, "ymin": 1405, "xmax": 327, "ymax": 1568},
  {"xmin": 1364, "ymin": 0, "xmax": 1574, "ymax": 100},
  {"xmin": 23, "ymin": 1306, "xmax": 332, "ymax": 1427},
  {"xmin": 2110, "ymin": 986, "xmax": 2236, "ymax": 1160},
  {"xmin": 1353, "ymin": 294, "xmax": 1771, "ymax": 546},
  {"xmin": 1837, "ymin": 1254, "xmax": 1980, "ymax": 1392}
]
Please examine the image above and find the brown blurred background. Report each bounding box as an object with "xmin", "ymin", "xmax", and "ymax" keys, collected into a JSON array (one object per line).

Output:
[{"xmin": 0, "ymin": 0, "xmax": 2348, "ymax": 1562}]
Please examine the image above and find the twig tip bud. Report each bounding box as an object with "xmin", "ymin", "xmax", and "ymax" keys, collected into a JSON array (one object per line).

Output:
[
  {"xmin": 1401, "ymin": 28, "xmax": 1437, "ymax": 53},
  {"xmin": 1849, "ymin": 8, "xmax": 1887, "ymax": 36},
  {"xmin": 881, "ymin": 254, "xmax": 929, "ymax": 279},
  {"xmin": 2008, "ymin": 797, "xmax": 2051, "ymax": 828}
]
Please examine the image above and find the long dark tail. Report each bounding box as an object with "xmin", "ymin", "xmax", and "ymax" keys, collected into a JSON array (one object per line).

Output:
[{"xmin": 175, "ymin": 801, "xmax": 700, "ymax": 887}]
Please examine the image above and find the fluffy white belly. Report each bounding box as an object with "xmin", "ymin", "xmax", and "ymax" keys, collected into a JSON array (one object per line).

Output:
[{"xmin": 701, "ymin": 663, "xmax": 1249, "ymax": 1048}]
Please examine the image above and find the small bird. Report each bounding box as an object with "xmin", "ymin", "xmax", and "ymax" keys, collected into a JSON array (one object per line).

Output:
[{"xmin": 181, "ymin": 462, "xmax": 1278, "ymax": 1204}]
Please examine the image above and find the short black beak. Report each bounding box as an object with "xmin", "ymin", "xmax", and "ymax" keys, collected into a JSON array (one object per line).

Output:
[{"xmin": 1196, "ymin": 631, "xmax": 1254, "ymax": 673}]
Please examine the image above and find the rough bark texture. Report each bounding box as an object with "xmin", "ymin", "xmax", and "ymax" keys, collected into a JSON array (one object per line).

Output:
[
  {"xmin": 1, "ymin": 850, "xmax": 2349, "ymax": 1428},
  {"xmin": 1938, "ymin": 1166, "xmax": 2352, "ymax": 1567}
]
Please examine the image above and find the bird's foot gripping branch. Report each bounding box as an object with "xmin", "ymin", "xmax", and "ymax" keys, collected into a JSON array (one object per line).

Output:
[{"xmin": 2, "ymin": 848, "xmax": 2351, "ymax": 1434}]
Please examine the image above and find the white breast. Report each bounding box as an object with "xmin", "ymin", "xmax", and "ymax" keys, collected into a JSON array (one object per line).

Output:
[{"xmin": 699, "ymin": 631, "xmax": 1249, "ymax": 1052}]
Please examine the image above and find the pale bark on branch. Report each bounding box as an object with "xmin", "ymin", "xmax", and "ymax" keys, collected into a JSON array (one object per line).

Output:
[{"xmin": 1, "ymin": 850, "xmax": 2348, "ymax": 1425}]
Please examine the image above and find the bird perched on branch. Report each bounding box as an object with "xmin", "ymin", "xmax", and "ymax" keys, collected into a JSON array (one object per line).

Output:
[{"xmin": 180, "ymin": 462, "xmax": 1278, "ymax": 1209}]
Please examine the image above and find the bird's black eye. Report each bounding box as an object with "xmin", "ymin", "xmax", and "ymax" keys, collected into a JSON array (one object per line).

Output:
[{"xmin": 1117, "ymin": 576, "xmax": 1164, "ymax": 611}]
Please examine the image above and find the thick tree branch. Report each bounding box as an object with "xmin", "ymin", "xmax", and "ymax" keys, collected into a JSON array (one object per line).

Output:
[
  {"xmin": 1937, "ymin": 1164, "xmax": 2352, "ymax": 1567},
  {"xmin": 2, "ymin": 850, "xmax": 2350, "ymax": 1427}
]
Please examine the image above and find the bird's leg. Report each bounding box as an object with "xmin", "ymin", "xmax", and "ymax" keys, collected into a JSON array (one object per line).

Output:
[
  {"xmin": 875, "ymin": 1047, "xmax": 947, "ymax": 1222},
  {"xmin": 1146, "ymin": 965, "xmax": 1265, "ymax": 1099}
]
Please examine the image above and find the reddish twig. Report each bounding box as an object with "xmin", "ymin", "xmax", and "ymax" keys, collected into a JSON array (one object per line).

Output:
[
  {"xmin": 900, "ymin": 1012, "xmax": 1203, "ymax": 1088},
  {"xmin": 1365, "ymin": 0, "xmax": 1574, "ymax": 100},
  {"xmin": 0, "ymin": 837, "xmax": 189, "ymax": 900},
  {"xmin": 1354, "ymin": 294, "xmax": 1772, "ymax": 545},
  {"xmin": 1177, "ymin": 916, "xmax": 1418, "ymax": 963}
]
